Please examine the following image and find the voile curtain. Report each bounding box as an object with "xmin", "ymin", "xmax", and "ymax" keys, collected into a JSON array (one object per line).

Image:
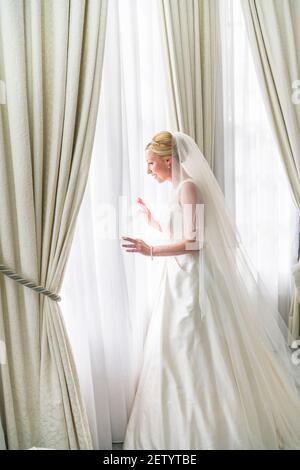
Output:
[
  {"xmin": 218, "ymin": 0, "xmax": 298, "ymax": 325},
  {"xmin": 0, "ymin": 0, "xmax": 107, "ymax": 449},
  {"xmin": 241, "ymin": 0, "xmax": 300, "ymax": 340},
  {"xmin": 60, "ymin": 0, "xmax": 171, "ymax": 448},
  {"xmin": 158, "ymin": 0, "xmax": 218, "ymax": 167},
  {"xmin": 61, "ymin": 0, "xmax": 220, "ymax": 448}
]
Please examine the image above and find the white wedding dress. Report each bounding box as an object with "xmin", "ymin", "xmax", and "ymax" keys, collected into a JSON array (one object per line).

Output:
[{"xmin": 123, "ymin": 177, "xmax": 300, "ymax": 450}]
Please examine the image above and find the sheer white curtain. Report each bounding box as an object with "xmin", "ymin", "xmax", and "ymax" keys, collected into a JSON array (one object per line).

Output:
[
  {"xmin": 60, "ymin": 0, "xmax": 170, "ymax": 449},
  {"xmin": 218, "ymin": 0, "xmax": 299, "ymax": 320}
]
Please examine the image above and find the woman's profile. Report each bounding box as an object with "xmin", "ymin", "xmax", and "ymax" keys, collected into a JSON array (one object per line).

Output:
[{"xmin": 121, "ymin": 131, "xmax": 300, "ymax": 450}]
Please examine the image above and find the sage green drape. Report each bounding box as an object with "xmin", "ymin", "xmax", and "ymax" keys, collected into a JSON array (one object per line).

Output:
[
  {"xmin": 0, "ymin": 0, "xmax": 107, "ymax": 449},
  {"xmin": 158, "ymin": 0, "xmax": 218, "ymax": 168},
  {"xmin": 241, "ymin": 0, "xmax": 300, "ymax": 340}
]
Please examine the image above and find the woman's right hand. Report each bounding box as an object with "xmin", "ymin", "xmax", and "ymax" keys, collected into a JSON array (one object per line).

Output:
[{"xmin": 136, "ymin": 197, "xmax": 153, "ymax": 225}]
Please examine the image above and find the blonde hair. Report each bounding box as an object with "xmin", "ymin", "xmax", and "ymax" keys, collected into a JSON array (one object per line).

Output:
[{"xmin": 145, "ymin": 131, "xmax": 174, "ymax": 159}]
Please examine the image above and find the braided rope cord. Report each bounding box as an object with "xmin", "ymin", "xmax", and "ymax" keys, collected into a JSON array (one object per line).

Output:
[{"xmin": 0, "ymin": 264, "xmax": 61, "ymax": 302}]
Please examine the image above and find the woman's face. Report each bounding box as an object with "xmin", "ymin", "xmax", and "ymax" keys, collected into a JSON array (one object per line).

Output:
[{"xmin": 146, "ymin": 150, "xmax": 172, "ymax": 183}]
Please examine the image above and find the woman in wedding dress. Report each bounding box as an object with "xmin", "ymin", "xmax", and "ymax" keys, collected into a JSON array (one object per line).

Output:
[{"xmin": 121, "ymin": 131, "xmax": 300, "ymax": 450}]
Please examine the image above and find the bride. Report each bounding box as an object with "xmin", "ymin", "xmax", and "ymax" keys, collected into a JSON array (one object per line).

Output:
[{"xmin": 121, "ymin": 131, "xmax": 300, "ymax": 450}]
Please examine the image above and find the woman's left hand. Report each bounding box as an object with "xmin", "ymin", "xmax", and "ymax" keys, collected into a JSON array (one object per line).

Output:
[{"xmin": 121, "ymin": 236, "xmax": 151, "ymax": 257}]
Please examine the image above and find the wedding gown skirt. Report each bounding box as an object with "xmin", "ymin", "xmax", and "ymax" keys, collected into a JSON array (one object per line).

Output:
[{"xmin": 123, "ymin": 215, "xmax": 300, "ymax": 450}]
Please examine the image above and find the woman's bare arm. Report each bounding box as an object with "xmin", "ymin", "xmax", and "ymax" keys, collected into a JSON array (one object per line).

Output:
[
  {"xmin": 122, "ymin": 236, "xmax": 200, "ymax": 257},
  {"xmin": 150, "ymin": 218, "xmax": 162, "ymax": 232},
  {"xmin": 123, "ymin": 182, "xmax": 203, "ymax": 257},
  {"xmin": 137, "ymin": 197, "xmax": 162, "ymax": 232},
  {"xmin": 152, "ymin": 239, "xmax": 200, "ymax": 257}
]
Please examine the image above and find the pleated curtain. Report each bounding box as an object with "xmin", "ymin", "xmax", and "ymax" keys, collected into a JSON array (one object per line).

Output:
[
  {"xmin": 0, "ymin": 417, "xmax": 5, "ymax": 449},
  {"xmin": 158, "ymin": 0, "xmax": 218, "ymax": 168},
  {"xmin": 241, "ymin": 0, "xmax": 300, "ymax": 340},
  {"xmin": 0, "ymin": 0, "xmax": 107, "ymax": 449}
]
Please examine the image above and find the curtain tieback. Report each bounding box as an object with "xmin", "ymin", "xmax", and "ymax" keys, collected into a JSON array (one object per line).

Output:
[{"xmin": 0, "ymin": 264, "xmax": 61, "ymax": 302}]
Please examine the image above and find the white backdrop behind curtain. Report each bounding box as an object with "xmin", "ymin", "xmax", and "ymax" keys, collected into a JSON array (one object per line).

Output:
[
  {"xmin": 60, "ymin": 0, "xmax": 170, "ymax": 449},
  {"xmin": 218, "ymin": 0, "xmax": 299, "ymax": 320}
]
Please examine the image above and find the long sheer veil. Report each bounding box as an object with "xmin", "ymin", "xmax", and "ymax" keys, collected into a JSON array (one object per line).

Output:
[{"xmin": 170, "ymin": 131, "xmax": 300, "ymax": 408}]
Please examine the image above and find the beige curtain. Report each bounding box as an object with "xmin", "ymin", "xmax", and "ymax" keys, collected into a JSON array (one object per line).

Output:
[
  {"xmin": 158, "ymin": 0, "xmax": 218, "ymax": 168},
  {"xmin": 0, "ymin": 418, "xmax": 5, "ymax": 449},
  {"xmin": 0, "ymin": 0, "xmax": 107, "ymax": 449},
  {"xmin": 241, "ymin": 0, "xmax": 300, "ymax": 340}
]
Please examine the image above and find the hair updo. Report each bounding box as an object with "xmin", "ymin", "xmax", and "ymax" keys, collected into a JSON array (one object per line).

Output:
[{"xmin": 145, "ymin": 131, "xmax": 177, "ymax": 159}]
